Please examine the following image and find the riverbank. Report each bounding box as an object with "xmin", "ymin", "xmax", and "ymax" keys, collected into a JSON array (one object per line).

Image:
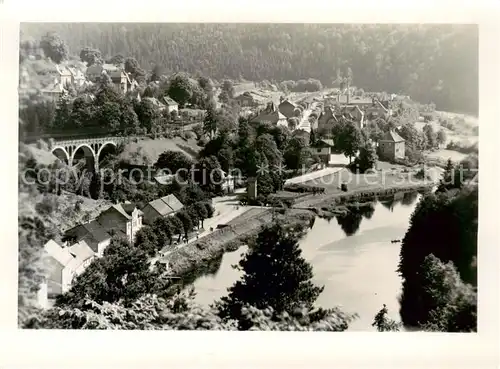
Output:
[
  {"xmin": 163, "ymin": 207, "xmax": 315, "ymax": 278},
  {"xmin": 292, "ymin": 182, "xmax": 433, "ymax": 211}
]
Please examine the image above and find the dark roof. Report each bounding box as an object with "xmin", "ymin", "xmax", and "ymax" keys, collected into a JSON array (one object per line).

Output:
[
  {"xmin": 160, "ymin": 194, "xmax": 184, "ymax": 212},
  {"xmin": 145, "ymin": 194, "xmax": 184, "ymax": 217},
  {"xmin": 380, "ymin": 130, "xmax": 405, "ymax": 142},
  {"xmin": 65, "ymin": 220, "xmax": 111, "ymax": 244},
  {"xmin": 163, "ymin": 96, "xmax": 178, "ymax": 106},
  {"xmin": 318, "ymin": 139, "xmax": 335, "ymax": 147}
]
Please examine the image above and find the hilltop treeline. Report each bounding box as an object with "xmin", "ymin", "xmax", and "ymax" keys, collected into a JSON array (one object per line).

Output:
[{"xmin": 20, "ymin": 23, "xmax": 478, "ymax": 114}]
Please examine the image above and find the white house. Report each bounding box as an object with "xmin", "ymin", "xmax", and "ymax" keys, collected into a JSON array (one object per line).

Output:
[
  {"xmin": 163, "ymin": 96, "xmax": 179, "ymax": 114},
  {"xmin": 42, "ymin": 239, "xmax": 96, "ymax": 304}
]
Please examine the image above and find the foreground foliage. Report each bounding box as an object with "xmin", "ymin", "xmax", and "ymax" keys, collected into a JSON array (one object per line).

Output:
[
  {"xmin": 216, "ymin": 222, "xmax": 329, "ymax": 328},
  {"xmin": 26, "ymin": 290, "xmax": 355, "ymax": 331},
  {"xmin": 398, "ymin": 185, "xmax": 477, "ymax": 330}
]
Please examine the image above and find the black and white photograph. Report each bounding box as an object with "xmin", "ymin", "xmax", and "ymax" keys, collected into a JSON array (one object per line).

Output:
[{"xmin": 15, "ymin": 21, "xmax": 482, "ymax": 334}]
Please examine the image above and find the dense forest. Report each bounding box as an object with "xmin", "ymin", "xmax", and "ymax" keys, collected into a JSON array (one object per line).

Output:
[{"xmin": 20, "ymin": 23, "xmax": 478, "ymax": 114}]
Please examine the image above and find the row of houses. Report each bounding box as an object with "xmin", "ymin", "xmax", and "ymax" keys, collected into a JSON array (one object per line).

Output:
[
  {"xmin": 39, "ymin": 194, "xmax": 185, "ymax": 307},
  {"xmin": 39, "ymin": 62, "xmax": 143, "ymax": 100}
]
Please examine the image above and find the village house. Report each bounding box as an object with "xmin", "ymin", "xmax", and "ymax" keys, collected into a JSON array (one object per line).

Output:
[
  {"xmin": 96, "ymin": 203, "xmax": 144, "ymax": 244},
  {"xmin": 378, "ymin": 130, "xmax": 406, "ymax": 161},
  {"xmin": 163, "ymin": 96, "xmax": 179, "ymax": 114},
  {"xmin": 55, "ymin": 65, "xmax": 72, "ymax": 87},
  {"xmin": 63, "ymin": 220, "xmax": 112, "ymax": 258},
  {"xmin": 234, "ymin": 92, "xmax": 258, "ymax": 107},
  {"xmin": 250, "ymin": 102, "xmax": 287, "ymax": 127},
  {"xmin": 278, "ymin": 99, "xmax": 297, "ymax": 119},
  {"xmin": 67, "ymin": 66, "xmax": 87, "ymax": 87},
  {"xmin": 364, "ymin": 99, "xmax": 392, "ymax": 119},
  {"xmin": 142, "ymin": 194, "xmax": 184, "ymax": 225},
  {"xmin": 340, "ymin": 105, "xmax": 365, "ymax": 129},
  {"xmin": 40, "ymin": 79, "xmax": 68, "ymax": 100},
  {"xmin": 86, "ymin": 64, "xmax": 137, "ymax": 93},
  {"xmin": 143, "ymin": 96, "xmax": 166, "ymax": 111},
  {"xmin": 317, "ymin": 106, "xmax": 339, "ymax": 132},
  {"xmin": 220, "ymin": 170, "xmax": 235, "ymax": 194},
  {"xmin": 312, "ymin": 139, "xmax": 336, "ymax": 166},
  {"xmin": 41, "ymin": 239, "xmax": 96, "ymax": 305}
]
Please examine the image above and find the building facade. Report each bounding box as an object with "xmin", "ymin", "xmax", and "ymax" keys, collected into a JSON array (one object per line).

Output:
[{"xmin": 378, "ymin": 130, "xmax": 406, "ymax": 161}]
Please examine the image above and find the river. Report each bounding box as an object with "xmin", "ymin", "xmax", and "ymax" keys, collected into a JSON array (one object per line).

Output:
[{"xmin": 190, "ymin": 191, "xmax": 421, "ymax": 331}]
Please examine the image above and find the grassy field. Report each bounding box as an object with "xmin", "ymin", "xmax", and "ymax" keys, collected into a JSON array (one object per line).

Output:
[
  {"xmin": 302, "ymin": 167, "xmax": 430, "ymax": 195},
  {"xmin": 119, "ymin": 137, "xmax": 202, "ymax": 165},
  {"xmin": 424, "ymin": 149, "xmax": 468, "ymax": 164}
]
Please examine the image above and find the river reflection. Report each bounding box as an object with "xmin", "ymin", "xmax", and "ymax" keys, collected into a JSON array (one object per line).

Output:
[{"xmin": 190, "ymin": 192, "xmax": 422, "ymax": 331}]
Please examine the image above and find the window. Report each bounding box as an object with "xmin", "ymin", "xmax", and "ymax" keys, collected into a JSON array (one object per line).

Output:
[{"xmin": 317, "ymin": 148, "xmax": 322, "ymax": 153}]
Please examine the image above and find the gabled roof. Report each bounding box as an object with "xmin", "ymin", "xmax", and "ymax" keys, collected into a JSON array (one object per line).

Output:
[
  {"xmin": 160, "ymin": 194, "xmax": 184, "ymax": 212},
  {"xmin": 380, "ymin": 130, "xmax": 405, "ymax": 142},
  {"xmin": 144, "ymin": 194, "xmax": 184, "ymax": 217},
  {"xmin": 65, "ymin": 220, "xmax": 111, "ymax": 244},
  {"xmin": 143, "ymin": 97, "xmax": 165, "ymax": 108},
  {"xmin": 147, "ymin": 198, "xmax": 172, "ymax": 217},
  {"xmin": 163, "ymin": 96, "xmax": 178, "ymax": 106},
  {"xmin": 44, "ymin": 239, "xmax": 74, "ymax": 267},
  {"xmin": 279, "ymin": 99, "xmax": 296, "ymax": 108},
  {"xmin": 55, "ymin": 65, "xmax": 72, "ymax": 76},
  {"xmin": 316, "ymin": 139, "xmax": 335, "ymax": 147},
  {"xmin": 99, "ymin": 203, "xmax": 142, "ymax": 221},
  {"xmin": 68, "ymin": 240, "xmax": 95, "ymax": 262},
  {"xmin": 86, "ymin": 63, "xmax": 120, "ymax": 77}
]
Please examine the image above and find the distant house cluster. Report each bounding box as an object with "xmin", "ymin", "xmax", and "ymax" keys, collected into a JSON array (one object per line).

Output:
[
  {"xmin": 250, "ymin": 101, "xmax": 288, "ymax": 127},
  {"xmin": 86, "ymin": 63, "xmax": 139, "ymax": 93},
  {"xmin": 39, "ymin": 195, "xmax": 184, "ymax": 308}
]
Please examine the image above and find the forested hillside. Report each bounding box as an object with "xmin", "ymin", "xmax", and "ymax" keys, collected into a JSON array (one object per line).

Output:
[{"xmin": 20, "ymin": 23, "xmax": 478, "ymax": 114}]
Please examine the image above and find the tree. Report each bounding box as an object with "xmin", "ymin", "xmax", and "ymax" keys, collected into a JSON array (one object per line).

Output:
[
  {"xmin": 284, "ymin": 135, "xmax": 310, "ymax": 171},
  {"xmin": 25, "ymin": 291, "xmax": 354, "ymax": 331},
  {"xmin": 372, "ymin": 304, "xmax": 401, "ymax": 332},
  {"xmin": 108, "ymin": 54, "xmax": 125, "ymax": 66},
  {"xmin": 79, "ymin": 47, "xmax": 102, "ymax": 66},
  {"xmin": 287, "ymin": 117, "xmax": 299, "ymax": 131},
  {"xmin": 193, "ymin": 156, "xmax": 223, "ymax": 195},
  {"xmin": 55, "ymin": 236, "xmax": 162, "ymax": 306},
  {"xmin": 154, "ymin": 150, "xmax": 193, "ymax": 179},
  {"xmin": 125, "ymin": 57, "xmax": 146, "ymax": 83},
  {"xmin": 151, "ymin": 217, "xmax": 174, "ymax": 247},
  {"xmin": 193, "ymin": 202, "xmax": 209, "ymax": 227},
  {"xmin": 168, "ymin": 73, "xmax": 195, "ymax": 107},
  {"xmin": 337, "ymin": 122, "xmax": 364, "ymax": 163},
  {"xmin": 222, "ymin": 79, "xmax": 235, "ymax": 99},
  {"xmin": 18, "ymin": 215, "xmax": 55, "ymax": 325},
  {"xmin": 40, "ymin": 32, "xmax": 69, "ymax": 63},
  {"xmin": 217, "ymin": 222, "xmax": 324, "ymax": 327},
  {"xmin": 52, "ymin": 97, "xmax": 72, "ymax": 131},
  {"xmin": 436, "ymin": 129, "xmax": 447, "ymax": 147},
  {"xmin": 352, "ymin": 143, "xmax": 378, "ymax": 173},
  {"xmin": 135, "ymin": 98, "xmax": 160, "ymax": 133},
  {"xmin": 203, "ymin": 104, "xmax": 218, "ymax": 139},
  {"xmin": 150, "ymin": 64, "xmax": 163, "ymax": 82},
  {"xmin": 197, "ymin": 76, "xmax": 214, "ymax": 94},
  {"xmin": 398, "ymin": 187, "xmax": 478, "ymax": 327},
  {"xmin": 255, "ymin": 133, "xmax": 283, "ymax": 168},
  {"xmin": 175, "ymin": 210, "xmax": 193, "ymax": 240},
  {"xmin": 423, "ymin": 123, "xmax": 438, "ymax": 149},
  {"xmin": 418, "ymin": 255, "xmax": 477, "ymax": 332}
]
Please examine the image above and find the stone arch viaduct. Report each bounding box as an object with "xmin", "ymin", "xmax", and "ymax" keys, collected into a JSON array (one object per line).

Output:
[{"xmin": 51, "ymin": 136, "xmax": 129, "ymax": 171}]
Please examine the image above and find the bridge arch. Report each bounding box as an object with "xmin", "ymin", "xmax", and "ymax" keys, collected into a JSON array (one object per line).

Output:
[
  {"xmin": 71, "ymin": 144, "xmax": 96, "ymax": 171},
  {"xmin": 51, "ymin": 146, "xmax": 70, "ymax": 165},
  {"xmin": 97, "ymin": 141, "xmax": 118, "ymax": 166}
]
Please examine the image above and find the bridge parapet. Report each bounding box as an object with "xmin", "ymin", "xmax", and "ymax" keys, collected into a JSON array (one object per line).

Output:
[{"xmin": 53, "ymin": 136, "xmax": 129, "ymax": 147}]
